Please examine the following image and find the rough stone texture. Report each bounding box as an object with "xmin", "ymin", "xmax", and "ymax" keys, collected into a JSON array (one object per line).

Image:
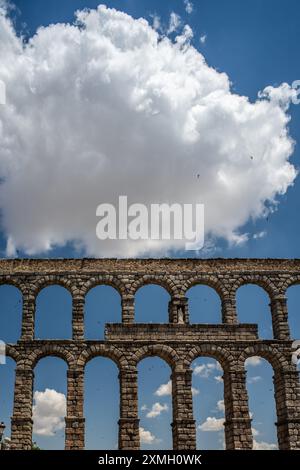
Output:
[{"xmin": 0, "ymin": 258, "xmax": 299, "ymax": 450}]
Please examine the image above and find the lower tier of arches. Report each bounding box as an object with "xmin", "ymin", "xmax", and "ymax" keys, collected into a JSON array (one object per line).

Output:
[{"xmin": 3, "ymin": 340, "xmax": 300, "ymax": 450}]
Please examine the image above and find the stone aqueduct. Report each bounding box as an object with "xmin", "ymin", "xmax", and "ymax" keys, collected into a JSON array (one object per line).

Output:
[{"xmin": 1, "ymin": 258, "xmax": 300, "ymax": 451}]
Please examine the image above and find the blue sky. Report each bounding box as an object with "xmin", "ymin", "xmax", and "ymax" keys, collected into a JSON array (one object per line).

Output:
[{"xmin": 0, "ymin": 0, "xmax": 300, "ymax": 450}]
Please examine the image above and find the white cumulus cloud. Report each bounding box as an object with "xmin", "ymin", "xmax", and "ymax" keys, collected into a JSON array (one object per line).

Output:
[
  {"xmin": 146, "ymin": 402, "xmax": 169, "ymax": 418},
  {"xmin": 217, "ymin": 399, "xmax": 225, "ymax": 412},
  {"xmin": 32, "ymin": 389, "xmax": 66, "ymax": 436},
  {"xmin": 245, "ymin": 356, "xmax": 262, "ymax": 366},
  {"xmin": 253, "ymin": 231, "xmax": 266, "ymax": 240},
  {"xmin": 248, "ymin": 375, "xmax": 262, "ymax": 384},
  {"xmin": 214, "ymin": 375, "xmax": 223, "ymax": 383},
  {"xmin": 0, "ymin": 4, "xmax": 297, "ymax": 257},
  {"xmin": 184, "ymin": 1, "xmax": 194, "ymax": 14},
  {"xmin": 198, "ymin": 416, "xmax": 224, "ymax": 431},
  {"xmin": 193, "ymin": 364, "xmax": 208, "ymax": 377},
  {"xmin": 154, "ymin": 380, "xmax": 200, "ymax": 399},
  {"xmin": 155, "ymin": 380, "xmax": 172, "ymax": 396},
  {"xmin": 253, "ymin": 440, "xmax": 278, "ymax": 450},
  {"xmin": 167, "ymin": 12, "xmax": 181, "ymax": 34},
  {"xmin": 139, "ymin": 427, "xmax": 156, "ymax": 444},
  {"xmin": 252, "ymin": 427, "xmax": 260, "ymax": 437},
  {"xmin": 193, "ymin": 362, "xmax": 222, "ymax": 378}
]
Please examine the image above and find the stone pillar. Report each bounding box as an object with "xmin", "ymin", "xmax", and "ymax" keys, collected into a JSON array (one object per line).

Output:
[
  {"xmin": 274, "ymin": 368, "xmax": 300, "ymax": 449},
  {"xmin": 222, "ymin": 292, "xmax": 237, "ymax": 324},
  {"xmin": 223, "ymin": 368, "xmax": 253, "ymax": 449},
  {"xmin": 65, "ymin": 369, "xmax": 85, "ymax": 450},
  {"xmin": 118, "ymin": 367, "xmax": 140, "ymax": 450},
  {"xmin": 168, "ymin": 297, "xmax": 189, "ymax": 324},
  {"xmin": 21, "ymin": 291, "xmax": 35, "ymax": 340},
  {"xmin": 72, "ymin": 294, "xmax": 85, "ymax": 340},
  {"xmin": 270, "ymin": 295, "xmax": 290, "ymax": 340},
  {"xmin": 121, "ymin": 297, "xmax": 135, "ymax": 324},
  {"xmin": 10, "ymin": 368, "xmax": 34, "ymax": 450},
  {"xmin": 171, "ymin": 369, "xmax": 196, "ymax": 450}
]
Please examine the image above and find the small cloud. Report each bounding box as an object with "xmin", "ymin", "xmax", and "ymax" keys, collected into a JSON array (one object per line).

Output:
[
  {"xmin": 192, "ymin": 387, "xmax": 199, "ymax": 396},
  {"xmin": 193, "ymin": 362, "xmax": 222, "ymax": 378},
  {"xmin": 248, "ymin": 376, "xmax": 262, "ymax": 384},
  {"xmin": 200, "ymin": 34, "xmax": 207, "ymax": 44},
  {"xmin": 139, "ymin": 427, "xmax": 156, "ymax": 444},
  {"xmin": 219, "ymin": 434, "xmax": 226, "ymax": 450},
  {"xmin": 258, "ymin": 82, "xmax": 296, "ymax": 111},
  {"xmin": 6, "ymin": 236, "xmax": 17, "ymax": 257},
  {"xmin": 245, "ymin": 356, "xmax": 262, "ymax": 367},
  {"xmin": 184, "ymin": 0, "xmax": 193, "ymax": 14},
  {"xmin": 193, "ymin": 364, "xmax": 209, "ymax": 377},
  {"xmin": 33, "ymin": 389, "xmax": 66, "ymax": 436},
  {"xmin": 253, "ymin": 231, "xmax": 267, "ymax": 240},
  {"xmin": 207, "ymin": 364, "xmax": 215, "ymax": 369},
  {"xmin": 253, "ymin": 440, "xmax": 278, "ymax": 450},
  {"xmin": 214, "ymin": 375, "xmax": 223, "ymax": 383},
  {"xmin": 150, "ymin": 14, "xmax": 161, "ymax": 32},
  {"xmin": 176, "ymin": 24, "xmax": 193, "ymax": 46},
  {"xmin": 217, "ymin": 400, "xmax": 225, "ymax": 412},
  {"xmin": 146, "ymin": 402, "xmax": 168, "ymax": 418},
  {"xmin": 167, "ymin": 12, "xmax": 181, "ymax": 34},
  {"xmin": 198, "ymin": 416, "xmax": 224, "ymax": 432},
  {"xmin": 208, "ymin": 362, "xmax": 222, "ymax": 370},
  {"xmin": 229, "ymin": 232, "xmax": 249, "ymax": 246},
  {"xmin": 155, "ymin": 380, "xmax": 172, "ymax": 396},
  {"xmin": 0, "ymin": 340, "xmax": 6, "ymax": 365},
  {"xmin": 252, "ymin": 427, "xmax": 260, "ymax": 437},
  {"xmin": 141, "ymin": 404, "xmax": 148, "ymax": 411}
]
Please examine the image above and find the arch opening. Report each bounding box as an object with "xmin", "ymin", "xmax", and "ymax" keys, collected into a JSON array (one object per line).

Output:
[
  {"xmin": 0, "ymin": 285, "xmax": 22, "ymax": 343},
  {"xmin": 84, "ymin": 356, "xmax": 119, "ymax": 449},
  {"xmin": 286, "ymin": 285, "xmax": 300, "ymax": 363},
  {"xmin": 135, "ymin": 285, "xmax": 170, "ymax": 323},
  {"xmin": 191, "ymin": 357, "xmax": 224, "ymax": 449},
  {"xmin": 187, "ymin": 285, "xmax": 221, "ymax": 324},
  {"xmin": 0, "ymin": 356, "xmax": 16, "ymax": 448},
  {"xmin": 138, "ymin": 357, "xmax": 172, "ymax": 449},
  {"xmin": 35, "ymin": 286, "xmax": 72, "ymax": 339},
  {"xmin": 84, "ymin": 285, "xmax": 121, "ymax": 340},
  {"xmin": 237, "ymin": 284, "xmax": 272, "ymax": 339},
  {"xmin": 245, "ymin": 356, "xmax": 278, "ymax": 450},
  {"xmin": 33, "ymin": 357, "xmax": 68, "ymax": 450}
]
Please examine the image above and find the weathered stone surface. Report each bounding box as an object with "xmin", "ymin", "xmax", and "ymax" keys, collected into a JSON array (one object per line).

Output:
[{"xmin": 0, "ymin": 258, "xmax": 299, "ymax": 450}]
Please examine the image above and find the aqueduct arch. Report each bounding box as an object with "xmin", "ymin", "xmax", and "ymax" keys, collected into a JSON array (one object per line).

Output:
[{"xmin": 0, "ymin": 258, "xmax": 299, "ymax": 450}]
